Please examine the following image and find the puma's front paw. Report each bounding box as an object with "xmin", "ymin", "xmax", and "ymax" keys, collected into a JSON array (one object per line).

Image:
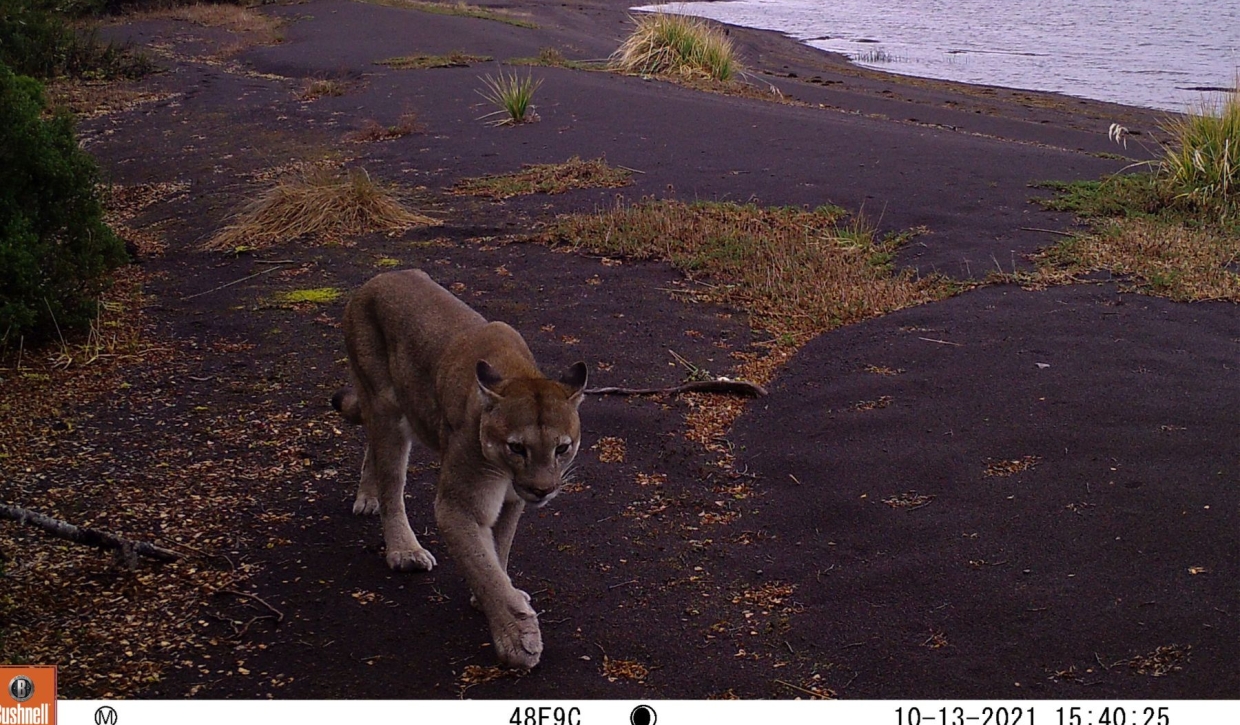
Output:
[
  {"xmin": 386, "ymin": 547, "xmax": 437, "ymax": 571},
  {"xmin": 492, "ymin": 613, "xmax": 542, "ymax": 669},
  {"xmin": 352, "ymin": 494, "xmax": 380, "ymax": 516}
]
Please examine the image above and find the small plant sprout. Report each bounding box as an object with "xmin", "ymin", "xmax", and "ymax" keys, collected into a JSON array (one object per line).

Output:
[
  {"xmin": 1108, "ymin": 122, "xmax": 1130, "ymax": 148},
  {"xmin": 477, "ymin": 70, "xmax": 543, "ymax": 126}
]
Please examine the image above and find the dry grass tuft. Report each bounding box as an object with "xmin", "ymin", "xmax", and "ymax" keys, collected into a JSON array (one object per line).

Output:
[
  {"xmin": 883, "ymin": 492, "xmax": 934, "ymax": 509},
  {"xmin": 731, "ymin": 582, "xmax": 796, "ymax": 610},
  {"xmin": 509, "ymin": 47, "xmax": 594, "ymax": 70},
  {"xmin": 452, "ymin": 156, "xmax": 632, "ymax": 199},
  {"xmin": 1123, "ymin": 644, "xmax": 1191, "ymax": 677},
  {"xmin": 379, "ymin": 51, "xmax": 492, "ymax": 69},
  {"xmin": 144, "ymin": 3, "xmax": 281, "ymax": 35},
  {"xmin": 298, "ymin": 78, "xmax": 348, "ymax": 101},
  {"xmin": 851, "ymin": 395, "xmax": 894, "ymax": 411},
  {"xmin": 46, "ymin": 81, "xmax": 180, "ymax": 120},
  {"xmin": 345, "ymin": 112, "xmax": 425, "ymax": 143},
  {"xmin": 611, "ymin": 12, "xmax": 741, "ymax": 81},
  {"xmin": 542, "ymin": 199, "xmax": 952, "ymax": 342},
  {"xmin": 204, "ymin": 166, "xmax": 438, "ymax": 251},
  {"xmin": 135, "ymin": 3, "xmax": 285, "ymax": 46},
  {"xmin": 456, "ymin": 664, "xmax": 524, "ymax": 695},
  {"xmin": 370, "ymin": 0, "xmax": 538, "ymax": 29},
  {"xmin": 601, "ymin": 655, "xmax": 649, "ymax": 682},
  {"xmin": 983, "ymin": 455, "xmax": 1041, "ymax": 478}
]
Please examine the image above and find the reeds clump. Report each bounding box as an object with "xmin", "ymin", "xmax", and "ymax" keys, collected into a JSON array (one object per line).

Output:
[
  {"xmin": 478, "ymin": 70, "xmax": 543, "ymax": 125},
  {"xmin": 204, "ymin": 166, "xmax": 438, "ymax": 251},
  {"xmin": 1161, "ymin": 89, "xmax": 1239, "ymax": 213},
  {"xmin": 610, "ymin": 12, "xmax": 740, "ymax": 82}
]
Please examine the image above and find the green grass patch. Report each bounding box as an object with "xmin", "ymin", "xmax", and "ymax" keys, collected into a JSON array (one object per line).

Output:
[
  {"xmin": 375, "ymin": 257, "xmax": 402, "ymax": 268},
  {"xmin": 452, "ymin": 156, "xmax": 632, "ymax": 199},
  {"xmin": 540, "ymin": 199, "xmax": 952, "ymax": 341},
  {"xmin": 1027, "ymin": 87, "xmax": 1240, "ymax": 302},
  {"xmin": 1029, "ymin": 175, "xmax": 1239, "ymax": 301},
  {"xmin": 276, "ymin": 287, "xmax": 341, "ymax": 305},
  {"xmin": 611, "ymin": 12, "xmax": 741, "ymax": 82},
  {"xmin": 378, "ymin": 51, "xmax": 492, "ymax": 69}
]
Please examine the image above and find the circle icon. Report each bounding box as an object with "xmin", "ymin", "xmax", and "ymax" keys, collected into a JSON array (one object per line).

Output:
[
  {"xmin": 630, "ymin": 704, "xmax": 657, "ymax": 725},
  {"xmin": 7, "ymin": 675, "xmax": 34, "ymax": 703},
  {"xmin": 95, "ymin": 705, "xmax": 119, "ymax": 725}
]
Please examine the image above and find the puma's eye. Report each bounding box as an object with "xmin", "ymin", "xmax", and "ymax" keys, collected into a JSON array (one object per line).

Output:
[
  {"xmin": 555, "ymin": 443, "xmax": 571, "ymax": 456},
  {"xmin": 507, "ymin": 442, "xmax": 527, "ymax": 457}
]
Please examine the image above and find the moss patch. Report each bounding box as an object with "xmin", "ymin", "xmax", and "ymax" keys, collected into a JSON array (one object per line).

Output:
[{"xmin": 275, "ymin": 287, "xmax": 342, "ymax": 305}]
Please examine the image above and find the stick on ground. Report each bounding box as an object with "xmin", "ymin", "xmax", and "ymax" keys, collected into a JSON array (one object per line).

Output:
[
  {"xmin": 0, "ymin": 503, "xmax": 180, "ymax": 563},
  {"xmin": 586, "ymin": 379, "xmax": 768, "ymax": 397}
]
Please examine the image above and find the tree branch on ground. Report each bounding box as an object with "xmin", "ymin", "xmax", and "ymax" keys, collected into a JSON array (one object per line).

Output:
[
  {"xmin": 586, "ymin": 379, "xmax": 768, "ymax": 397},
  {"xmin": 0, "ymin": 503, "xmax": 180, "ymax": 564}
]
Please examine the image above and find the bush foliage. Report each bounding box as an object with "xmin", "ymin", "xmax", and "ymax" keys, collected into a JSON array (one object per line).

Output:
[
  {"xmin": 1, "ymin": 62, "xmax": 127, "ymax": 343},
  {"xmin": 0, "ymin": 0, "xmax": 151, "ymax": 79}
]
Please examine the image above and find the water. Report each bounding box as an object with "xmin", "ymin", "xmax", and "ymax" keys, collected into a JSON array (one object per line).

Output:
[{"xmin": 638, "ymin": 0, "xmax": 1240, "ymax": 112}]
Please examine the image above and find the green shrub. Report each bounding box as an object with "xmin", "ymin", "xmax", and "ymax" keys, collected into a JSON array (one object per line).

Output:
[
  {"xmin": 611, "ymin": 12, "xmax": 740, "ymax": 82},
  {"xmin": 0, "ymin": 0, "xmax": 151, "ymax": 79},
  {"xmin": 0, "ymin": 62, "xmax": 127, "ymax": 344},
  {"xmin": 1161, "ymin": 90, "xmax": 1240, "ymax": 214}
]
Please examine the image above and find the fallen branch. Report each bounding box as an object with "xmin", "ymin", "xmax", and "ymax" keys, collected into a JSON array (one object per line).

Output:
[
  {"xmin": 217, "ymin": 588, "xmax": 285, "ymax": 623},
  {"xmin": 0, "ymin": 503, "xmax": 179, "ymax": 563},
  {"xmin": 1020, "ymin": 226, "xmax": 1076, "ymax": 238},
  {"xmin": 181, "ymin": 265, "xmax": 286, "ymax": 301},
  {"xmin": 586, "ymin": 379, "xmax": 768, "ymax": 398}
]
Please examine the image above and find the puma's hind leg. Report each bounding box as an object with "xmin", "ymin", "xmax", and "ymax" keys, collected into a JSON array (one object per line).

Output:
[
  {"xmin": 352, "ymin": 442, "xmax": 380, "ymax": 515},
  {"xmin": 369, "ymin": 415, "xmax": 437, "ymax": 572}
]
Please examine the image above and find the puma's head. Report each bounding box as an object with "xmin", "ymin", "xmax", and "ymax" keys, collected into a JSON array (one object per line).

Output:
[{"xmin": 476, "ymin": 360, "xmax": 588, "ymax": 507}]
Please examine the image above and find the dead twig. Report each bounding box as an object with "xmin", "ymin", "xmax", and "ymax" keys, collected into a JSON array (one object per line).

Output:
[
  {"xmin": 917, "ymin": 336, "xmax": 963, "ymax": 347},
  {"xmin": 216, "ymin": 588, "xmax": 286, "ymax": 623},
  {"xmin": 0, "ymin": 503, "xmax": 179, "ymax": 562},
  {"xmin": 181, "ymin": 265, "xmax": 286, "ymax": 301},
  {"xmin": 1021, "ymin": 226, "xmax": 1076, "ymax": 238},
  {"xmin": 774, "ymin": 679, "xmax": 830, "ymax": 699},
  {"xmin": 586, "ymin": 379, "xmax": 768, "ymax": 397}
]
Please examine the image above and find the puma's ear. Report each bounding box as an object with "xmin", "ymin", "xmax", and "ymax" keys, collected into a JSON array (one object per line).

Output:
[
  {"xmin": 560, "ymin": 361, "xmax": 588, "ymax": 404},
  {"xmin": 477, "ymin": 360, "xmax": 504, "ymax": 407}
]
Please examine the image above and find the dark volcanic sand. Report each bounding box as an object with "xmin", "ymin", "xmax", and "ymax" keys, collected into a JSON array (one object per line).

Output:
[{"xmin": 24, "ymin": 0, "xmax": 1238, "ymax": 699}]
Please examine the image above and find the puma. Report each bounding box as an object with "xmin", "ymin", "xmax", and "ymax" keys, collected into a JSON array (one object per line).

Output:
[{"xmin": 331, "ymin": 269, "xmax": 587, "ymax": 669}]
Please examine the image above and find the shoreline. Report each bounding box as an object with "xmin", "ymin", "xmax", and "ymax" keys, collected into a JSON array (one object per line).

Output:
[{"xmin": 633, "ymin": 0, "xmax": 1235, "ymax": 114}]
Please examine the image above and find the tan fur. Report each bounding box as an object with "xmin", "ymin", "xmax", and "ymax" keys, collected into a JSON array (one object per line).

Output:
[{"xmin": 332, "ymin": 269, "xmax": 586, "ymax": 669}]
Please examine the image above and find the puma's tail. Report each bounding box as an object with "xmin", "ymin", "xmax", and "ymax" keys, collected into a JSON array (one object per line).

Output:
[{"xmin": 331, "ymin": 387, "xmax": 363, "ymax": 425}]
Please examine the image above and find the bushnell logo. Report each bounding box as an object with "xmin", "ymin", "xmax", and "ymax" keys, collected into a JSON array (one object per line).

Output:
[
  {"xmin": 1, "ymin": 666, "xmax": 56, "ymax": 725},
  {"xmin": 6, "ymin": 677, "xmax": 33, "ymax": 704}
]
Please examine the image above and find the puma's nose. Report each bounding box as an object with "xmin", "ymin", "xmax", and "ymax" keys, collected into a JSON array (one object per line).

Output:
[{"xmin": 519, "ymin": 482, "xmax": 558, "ymax": 506}]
